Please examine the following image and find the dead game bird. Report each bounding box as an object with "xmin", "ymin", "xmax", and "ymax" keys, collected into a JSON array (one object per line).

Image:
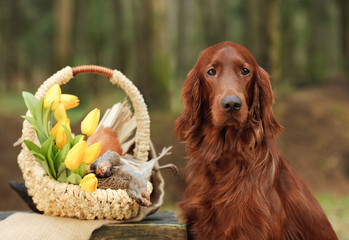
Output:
[{"xmin": 89, "ymin": 147, "xmax": 177, "ymax": 206}]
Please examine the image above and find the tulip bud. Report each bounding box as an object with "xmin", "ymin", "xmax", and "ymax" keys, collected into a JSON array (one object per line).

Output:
[
  {"xmin": 51, "ymin": 118, "xmax": 71, "ymax": 138},
  {"xmin": 81, "ymin": 108, "xmax": 100, "ymax": 136},
  {"xmin": 44, "ymin": 84, "xmax": 61, "ymax": 110},
  {"xmin": 54, "ymin": 103, "xmax": 67, "ymax": 122},
  {"xmin": 64, "ymin": 141, "xmax": 87, "ymax": 170},
  {"xmin": 80, "ymin": 173, "xmax": 98, "ymax": 193},
  {"xmin": 78, "ymin": 135, "xmax": 85, "ymax": 143},
  {"xmin": 55, "ymin": 126, "xmax": 69, "ymax": 149},
  {"xmin": 84, "ymin": 142, "xmax": 102, "ymax": 165},
  {"xmin": 61, "ymin": 94, "xmax": 80, "ymax": 110}
]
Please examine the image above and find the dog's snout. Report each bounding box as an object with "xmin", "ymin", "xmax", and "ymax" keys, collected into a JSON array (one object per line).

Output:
[{"xmin": 221, "ymin": 96, "xmax": 242, "ymax": 112}]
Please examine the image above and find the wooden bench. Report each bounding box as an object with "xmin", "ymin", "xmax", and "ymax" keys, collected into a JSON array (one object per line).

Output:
[{"xmin": 0, "ymin": 211, "xmax": 188, "ymax": 240}]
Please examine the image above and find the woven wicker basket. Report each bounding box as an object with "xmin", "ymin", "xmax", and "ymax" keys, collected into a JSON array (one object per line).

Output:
[{"xmin": 17, "ymin": 65, "xmax": 164, "ymax": 221}]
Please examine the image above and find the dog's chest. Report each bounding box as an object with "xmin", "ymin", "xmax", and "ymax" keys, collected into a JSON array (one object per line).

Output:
[{"xmin": 206, "ymin": 164, "xmax": 252, "ymax": 204}]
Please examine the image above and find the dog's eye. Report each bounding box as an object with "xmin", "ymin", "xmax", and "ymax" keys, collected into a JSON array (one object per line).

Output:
[
  {"xmin": 241, "ymin": 67, "xmax": 250, "ymax": 76},
  {"xmin": 207, "ymin": 68, "xmax": 216, "ymax": 76}
]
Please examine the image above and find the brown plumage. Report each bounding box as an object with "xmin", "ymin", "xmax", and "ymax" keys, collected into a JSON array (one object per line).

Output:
[
  {"xmin": 87, "ymin": 126, "xmax": 123, "ymax": 157},
  {"xmin": 175, "ymin": 41, "xmax": 337, "ymax": 240},
  {"xmin": 98, "ymin": 176, "xmax": 129, "ymax": 190}
]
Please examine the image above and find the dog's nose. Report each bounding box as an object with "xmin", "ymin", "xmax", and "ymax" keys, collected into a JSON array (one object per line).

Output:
[{"xmin": 221, "ymin": 96, "xmax": 242, "ymax": 112}]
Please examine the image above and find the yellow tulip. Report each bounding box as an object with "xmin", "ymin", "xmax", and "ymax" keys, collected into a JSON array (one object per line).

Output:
[
  {"xmin": 44, "ymin": 84, "xmax": 61, "ymax": 110},
  {"xmin": 61, "ymin": 94, "xmax": 80, "ymax": 110},
  {"xmin": 54, "ymin": 103, "xmax": 67, "ymax": 122},
  {"xmin": 50, "ymin": 118, "xmax": 71, "ymax": 138},
  {"xmin": 80, "ymin": 173, "xmax": 98, "ymax": 193},
  {"xmin": 78, "ymin": 135, "xmax": 85, "ymax": 143},
  {"xmin": 83, "ymin": 142, "xmax": 102, "ymax": 165},
  {"xmin": 55, "ymin": 126, "xmax": 69, "ymax": 149},
  {"xmin": 64, "ymin": 141, "xmax": 87, "ymax": 170},
  {"xmin": 81, "ymin": 108, "xmax": 100, "ymax": 136}
]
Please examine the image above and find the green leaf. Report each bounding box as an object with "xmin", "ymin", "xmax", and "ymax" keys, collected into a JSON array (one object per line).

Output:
[
  {"xmin": 35, "ymin": 98, "xmax": 46, "ymax": 138},
  {"xmin": 22, "ymin": 115, "xmax": 40, "ymax": 132},
  {"xmin": 47, "ymin": 141, "xmax": 56, "ymax": 179},
  {"xmin": 62, "ymin": 124, "xmax": 73, "ymax": 147},
  {"xmin": 21, "ymin": 116, "xmax": 46, "ymax": 144},
  {"xmin": 52, "ymin": 144, "xmax": 58, "ymax": 157},
  {"xmin": 43, "ymin": 102, "xmax": 53, "ymax": 137},
  {"xmin": 57, "ymin": 166, "xmax": 82, "ymax": 184},
  {"xmin": 56, "ymin": 162, "xmax": 83, "ymax": 185},
  {"xmin": 40, "ymin": 137, "xmax": 56, "ymax": 178},
  {"xmin": 57, "ymin": 173, "xmax": 67, "ymax": 182},
  {"xmin": 57, "ymin": 163, "xmax": 69, "ymax": 182},
  {"xmin": 22, "ymin": 92, "xmax": 38, "ymax": 119},
  {"xmin": 54, "ymin": 144, "xmax": 70, "ymax": 172},
  {"xmin": 73, "ymin": 163, "xmax": 87, "ymax": 178},
  {"xmin": 47, "ymin": 148, "xmax": 57, "ymax": 179},
  {"xmin": 66, "ymin": 172, "xmax": 82, "ymax": 185},
  {"xmin": 31, "ymin": 151, "xmax": 45, "ymax": 161},
  {"xmin": 48, "ymin": 111, "xmax": 53, "ymax": 135},
  {"xmin": 37, "ymin": 132, "xmax": 47, "ymax": 145},
  {"xmin": 72, "ymin": 135, "xmax": 84, "ymax": 146},
  {"xmin": 23, "ymin": 140, "xmax": 41, "ymax": 153},
  {"xmin": 57, "ymin": 162, "xmax": 67, "ymax": 178},
  {"xmin": 31, "ymin": 151, "xmax": 54, "ymax": 179},
  {"xmin": 40, "ymin": 136, "xmax": 52, "ymax": 157}
]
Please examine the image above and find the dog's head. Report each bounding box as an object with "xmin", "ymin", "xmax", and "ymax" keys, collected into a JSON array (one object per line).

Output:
[{"xmin": 176, "ymin": 41, "xmax": 281, "ymax": 141}]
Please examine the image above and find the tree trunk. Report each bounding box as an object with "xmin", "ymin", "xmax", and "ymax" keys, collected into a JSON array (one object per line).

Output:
[
  {"xmin": 0, "ymin": 0, "xmax": 22, "ymax": 91},
  {"xmin": 305, "ymin": 0, "xmax": 330, "ymax": 84},
  {"xmin": 150, "ymin": 0, "xmax": 171, "ymax": 110},
  {"xmin": 54, "ymin": 0, "xmax": 74, "ymax": 66},
  {"xmin": 339, "ymin": 0, "xmax": 349, "ymax": 75},
  {"xmin": 244, "ymin": 0, "xmax": 263, "ymax": 63},
  {"xmin": 175, "ymin": 0, "xmax": 194, "ymax": 81},
  {"xmin": 200, "ymin": 0, "xmax": 229, "ymax": 46},
  {"xmin": 131, "ymin": 0, "xmax": 153, "ymax": 106},
  {"xmin": 131, "ymin": 0, "xmax": 170, "ymax": 111},
  {"xmin": 268, "ymin": 0, "xmax": 281, "ymax": 85},
  {"xmin": 112, "ymin": 0, "xmax": 130, "ymax": 74}
]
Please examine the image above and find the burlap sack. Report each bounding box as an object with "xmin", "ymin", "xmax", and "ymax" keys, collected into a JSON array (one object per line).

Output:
[{"xmin": 0, "ymin": 212, "xmax": 111, "ymax": 240}]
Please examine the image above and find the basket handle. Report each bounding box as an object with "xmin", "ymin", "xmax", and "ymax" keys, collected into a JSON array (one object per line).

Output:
[
  {"xmin": 22, "ymin": 65, "xmax": 150, "ymax": 161},
  {"xmin": 71, "ymin": 65, "xmax": 114, "ymax": 78}
]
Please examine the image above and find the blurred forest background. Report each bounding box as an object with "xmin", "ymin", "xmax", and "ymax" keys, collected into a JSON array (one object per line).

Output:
[{"xmin": 0, "ymin": 0, "xmax": 349, "ymax": 238}]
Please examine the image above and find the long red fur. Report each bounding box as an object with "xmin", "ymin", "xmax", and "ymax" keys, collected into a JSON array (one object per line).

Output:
[{"xmin": 175, "ymin": 41, "xmax": 337, "ymax": 240}]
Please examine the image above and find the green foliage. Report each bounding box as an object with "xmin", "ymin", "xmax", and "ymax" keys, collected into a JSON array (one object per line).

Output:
[
  {"xmin": 40, "ymin": 137, "xmax": 56, "ymax": 178},
  {"xmin": 21, "ymin": 115, "xmax": 46, "ymax": 144},
  {"xmin": 72, "ymin": 134, "xmax": 84, "ymax": 146},
  {"xmin": 55, "ymin": 144, "xmax": 69, "ymax": 173},
  {"xmin": 73, "ymin": 163, "xmax": 87, "ymax": 182},
  {"xmin": 317, "ymin": 195, "xmax": 349, "ymax": 240},
  {"xmin": 66, "ymin": 172, "xmax": 82, "ymax": 185},
  {"xmin": 22, "ymin": 92, "xmax": 39, "ymax": 119},
  {"xmin": 62, "ymin": 124, "xmax": 73, "ymax": 147},
  {"xmin": 21, "ymin": 91, "xmax": 87, "ymax": 185},
  {"xmin": 21, "ymin": 94, "xmax": 51, "ymax": 144}
]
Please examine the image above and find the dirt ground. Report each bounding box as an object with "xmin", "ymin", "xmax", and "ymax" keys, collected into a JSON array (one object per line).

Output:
[
  {"xmin": 276, "ymin": 82, "xmax": 349, "ymax": 195},
  {"xmin": 1, "ymin": 81, "xmax": 349, "ymax": 211}
]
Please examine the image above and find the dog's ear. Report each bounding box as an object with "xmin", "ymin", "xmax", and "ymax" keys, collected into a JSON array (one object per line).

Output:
[
  {"xmin": 250, "ymin": 67, "xmax": 282, "ymax": 139},
  {"xmin": 175, "ymin": 67, "xmax": 203, "ymax": 141}
]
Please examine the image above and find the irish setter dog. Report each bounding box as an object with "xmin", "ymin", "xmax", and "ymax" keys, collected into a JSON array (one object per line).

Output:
[{"xmin": 175, "ymin": 41, "xmax": 337, "ymax": 240}]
